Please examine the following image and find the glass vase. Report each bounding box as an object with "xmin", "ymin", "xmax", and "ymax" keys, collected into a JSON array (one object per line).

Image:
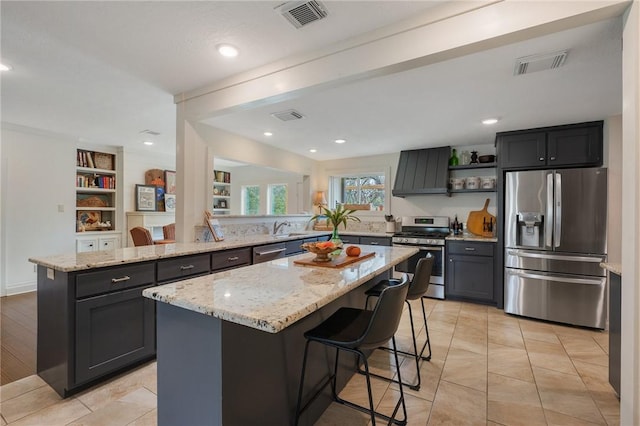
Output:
[{"xmin": 330, "ymin": 227, "xmax": 343, "ymax": 255}]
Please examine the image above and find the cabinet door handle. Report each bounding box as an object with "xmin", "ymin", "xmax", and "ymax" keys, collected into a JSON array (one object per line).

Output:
[
  {"xmin": 539, "ymin": 157, "xmax": 545, "ymax": 161},
  {"xmin": 256, "ymin": 248, "xmax": 286, "ymax": 255},
  {"xmin": 369, "ymin": 242, "xmax": 379, "ymax": 245},
  {"xmin": 227, "ymin": 256, "xmax": 239, "ymax": 261},
  {"xmin": 111, "ymin": 276, "xmax": 131, "ymax": 283},
  {"xmin": 549, "ymin": 156, "xmax": 556, "ymax": 161},
  {"xmin": 464, "ymin": 247, "xmax": 476, "ymax": 251},
  {"xmin": 180, "ymin": 265, "xmax": 195, "ymax": 270}
]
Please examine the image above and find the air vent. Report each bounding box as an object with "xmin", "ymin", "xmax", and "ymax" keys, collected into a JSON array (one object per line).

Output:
[
  {"xmin": 139, "ymin": 129, "xmax": 161, "ymax": 136},
  {"xmin": 514, "ymin": 50, "xmax": 568, "ymax": 76},
  {"xmin": 271, "ymin": 109, "xmax": 306, "ymax": 121},
  {"xmin": 275, "ymin": 1, "xmax": 328, "ymax": 29}
]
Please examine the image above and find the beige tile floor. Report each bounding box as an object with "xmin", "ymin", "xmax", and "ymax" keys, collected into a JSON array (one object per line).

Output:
[{"xmin": 0, "ymin": 299, "xmax": 618, "ymax": 425}]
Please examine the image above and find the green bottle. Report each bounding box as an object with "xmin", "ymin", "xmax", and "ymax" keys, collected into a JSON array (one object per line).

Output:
[{"xmin": 449, "ymin": 148, "xmax": 459, "ymax": 166}]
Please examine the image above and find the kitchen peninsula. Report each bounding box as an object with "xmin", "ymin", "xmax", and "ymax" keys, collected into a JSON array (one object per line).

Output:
[{"xmin": 144, "ymin": 245, "xmax": 417, "ymax": 426}]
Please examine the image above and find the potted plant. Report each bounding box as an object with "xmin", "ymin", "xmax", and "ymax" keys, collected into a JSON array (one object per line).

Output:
[{"xmin": 310, "ymin": 204, "xmax": 361, "ymax": 251}]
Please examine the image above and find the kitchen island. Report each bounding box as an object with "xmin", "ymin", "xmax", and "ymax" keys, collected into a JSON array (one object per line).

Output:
[{"xmin": 143, "ymin": 245, "xmax": 418, "ymax": 426}]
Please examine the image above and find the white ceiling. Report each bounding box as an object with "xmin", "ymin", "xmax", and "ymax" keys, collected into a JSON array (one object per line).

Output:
[{"xmin": 1, "ymin": 1, "xmax": 623, "ymax": 159}]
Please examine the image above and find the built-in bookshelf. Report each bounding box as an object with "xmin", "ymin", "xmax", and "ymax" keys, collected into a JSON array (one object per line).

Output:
[
  {"xmin": 76, "ymin": 149, "xmax": 117, "ymax": 233},
  {"xmin": 212, "ymin": 169, "xmax": 231, "ymax": 214}
]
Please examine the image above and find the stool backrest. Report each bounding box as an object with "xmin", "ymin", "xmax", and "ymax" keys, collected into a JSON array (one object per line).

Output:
[
  {"xmin": 407, "ymin": 256, "xmax": 434, "ymax": 300},
  {"xmin": 359, "ymin": 273, "xmax": 410, "ymax": 349},
  {"xmin": 130, "ymin": 227, "xmax": 154, "ymax": 246},
  {"xmin": 163, "ymin": 223, "xmax": 176, "ymax": 240}
]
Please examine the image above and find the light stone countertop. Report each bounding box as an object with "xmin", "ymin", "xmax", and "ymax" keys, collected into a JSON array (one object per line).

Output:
[
  {"xmin": 29, "ymin": 231, "xmax": 332, "ymax": 272},
  {"xmin": 143, "ymin": 245, "xmax": 418, "ymax": 333},
  {"xmin": 600, "ymin": 262, "xmax": 622, "ymax": 275}
]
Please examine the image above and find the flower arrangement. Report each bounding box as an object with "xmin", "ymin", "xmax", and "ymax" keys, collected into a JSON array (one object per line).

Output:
[{"xmin": 310, "ymin": 204, "xmax": 361, "ymax": 234}]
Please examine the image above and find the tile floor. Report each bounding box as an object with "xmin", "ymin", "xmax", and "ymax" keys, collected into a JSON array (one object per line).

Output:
[{"xmin": 0, "ymin": 299, "xmax": 618, "ymax": 425}]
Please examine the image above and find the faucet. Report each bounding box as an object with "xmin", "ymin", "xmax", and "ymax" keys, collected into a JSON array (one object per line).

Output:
[{"xmin": 273, "ymin": 220, "xmax": 290, "ymax": 235}]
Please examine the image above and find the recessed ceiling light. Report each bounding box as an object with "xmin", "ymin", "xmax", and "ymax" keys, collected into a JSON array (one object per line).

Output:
[
  {"xmin": 335, "ymin": 139, "xmax": 346, "ymax": 144},
  {"xmin": 217, "ymin": 44, "xmax": 239, "ymax": 58},
  {"xmin": 309, "ymin": 149, "xmax": 317, "ymax": 153},
  {"xmin": 482, "ymin": 118, "xmax": 499, "ymax": 125},
  {"xmin": 0, "ymin": 63, "xmax": 12, "ymax": 71},
  {"xmin": 263, "ymin": 132, "xmax": 273, "ymax": 137},
  {"xmin": 143, "ymin": 141, "xmax": 154, "ymax": 146}
]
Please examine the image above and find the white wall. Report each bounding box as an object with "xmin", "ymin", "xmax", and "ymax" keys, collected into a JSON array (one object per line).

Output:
[
  {"xmin": 122, "ymin": 148, "xmax": 175, "ymax": 213},
  {"xmin": 226, "ymin": 165, "xmax": 305, "ymax": 215},
  {"xmin": 1, "ymin": 124, "xmax": 76, "ymax": 295},
  {"xmin": 605, "ymin": 115, "xmax": 622, "ymax": 264}
]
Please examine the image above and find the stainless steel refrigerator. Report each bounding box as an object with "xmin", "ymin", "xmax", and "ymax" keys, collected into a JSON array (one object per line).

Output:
[{"xmin": 503, "ymin": 167, "xmax": 607, "ymax": 329}]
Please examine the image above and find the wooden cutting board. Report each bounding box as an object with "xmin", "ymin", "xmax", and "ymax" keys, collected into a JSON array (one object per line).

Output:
[
  {"xmin": 294, "ymin": 251, "xmax": 375, "ymax": 268},
  {"xmin": 466, "ymin": 198, "xmax": 496, "ymax": 237}
]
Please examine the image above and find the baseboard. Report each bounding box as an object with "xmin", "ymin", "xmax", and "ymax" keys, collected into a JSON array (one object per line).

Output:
[{"xmin": 4, "ymin": 281, "xmax": 36, "ymax": 296}]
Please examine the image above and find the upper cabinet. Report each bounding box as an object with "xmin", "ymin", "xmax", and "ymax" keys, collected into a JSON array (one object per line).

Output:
[
  {"xmin": 496, "ymin": 121, "xmax": 603, "ymax": 170},
  {"xmin": 392, "ymin": 146, "xmax": 450, "ymax": 197}
]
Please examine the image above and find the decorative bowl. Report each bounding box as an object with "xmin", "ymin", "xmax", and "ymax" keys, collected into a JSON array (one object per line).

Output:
[
  {"xmin": 478, "ymin": 154, "xmax": 496, "ymax": 163},
  {"xmin": 301, "ymin": 242, "xmax": 338, "ymax": 262}
]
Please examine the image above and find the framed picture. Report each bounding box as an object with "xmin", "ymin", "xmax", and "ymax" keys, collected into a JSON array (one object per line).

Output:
[
  {"xmin": 156, "ymin": 186, "xmax": 165, "ymax": 211},
  {"xmin": 164, "ymin": 194, "xmax": 176, "ymax": 212},
  {"xmin": 165, "ymin": 170, "xmax": 176, "ymax": 194},
  {"xmin": 219, "ymin": 200, "xmax": 227, "ymax": 209},
  {"xmin": 135, "ymin": 184, "xmax": 157, "ymax": 211}
]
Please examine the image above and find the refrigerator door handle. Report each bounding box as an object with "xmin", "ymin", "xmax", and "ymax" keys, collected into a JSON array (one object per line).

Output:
[
  {"xmin": 545, "ymin": 173, "xmax": 554, "ymax": 248},
  {"xmin": 554, "ymin": 172, "xmax": 562, "ymax": 248},
  {"xmin": 507, "ymin": 269, "xmax": 604, "ymax": 286},
  {"xmin": 506, "ymin": 249, "xmax": 604, "ymax": 263}
]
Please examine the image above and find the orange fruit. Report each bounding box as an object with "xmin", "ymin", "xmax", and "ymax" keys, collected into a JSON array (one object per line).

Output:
[{"xmin": 345, "ymin": 246, "xmax": 361, "ymax": 257}]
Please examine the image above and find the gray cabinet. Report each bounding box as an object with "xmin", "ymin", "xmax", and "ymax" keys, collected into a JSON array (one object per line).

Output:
[
  {"xmin": 285, "ymin": 237, "xmax": 318, "ymax": 256},
  {"xmin": 38, "ymin": 262, "xmax": 157, "ymax": 397},
  {"xmin": 211, "ymin": 247, "xmax": 251, "ymax": 271},
  {"xmin": 497, "ymin": 121, "xmax": 603, "ymax": 170},
  {"xmin": 339, "ymin": 235, "xmax": 360, "ymax": 244},
  {"xmin": 75, "ymin": 285, "xmax": 155, "ymax": 384},
  {"xmin": 359, "ymin": 236, "xmax": 391, "ymax": 246},
  {"xmin": 157, "ymin": 254, "xmax": 210, "ymax": 283},
  {"xmin": 253, "ymin": 242, "xmax": 286, "ymax": 263},
  {"xmin": 446, "ymin": 241, "xmax": 495, "ymax": 303}
]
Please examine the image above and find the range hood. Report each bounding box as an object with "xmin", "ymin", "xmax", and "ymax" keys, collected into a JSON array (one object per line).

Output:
[{"xmin": 392, "ymin": 146, "xmax": 450, "ymax": 196}]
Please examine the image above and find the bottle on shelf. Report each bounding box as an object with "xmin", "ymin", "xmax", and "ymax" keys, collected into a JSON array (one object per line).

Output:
[
  {"xmin": 449, "ymin": 149, "xmax": 459, "ymax": 166},
  {"xmin": 452, "ymin": 215, "xmax": 460, "ymax": 235}
]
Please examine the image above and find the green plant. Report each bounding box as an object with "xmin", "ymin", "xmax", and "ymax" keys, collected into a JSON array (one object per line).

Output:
[{"xmin": 310, "ymin": 204, "xmax": 361, "ymax": 229}]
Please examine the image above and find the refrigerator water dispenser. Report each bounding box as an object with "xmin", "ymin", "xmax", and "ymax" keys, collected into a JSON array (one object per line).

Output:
[{"xmin": 516, "ymin": 212, "xmax": 543, "ymax": 247}]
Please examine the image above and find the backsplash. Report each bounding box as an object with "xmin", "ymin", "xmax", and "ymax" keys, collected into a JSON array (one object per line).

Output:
[{"xmin": 194, "ymin": 216, "xmax": 389, "ymax": 242}]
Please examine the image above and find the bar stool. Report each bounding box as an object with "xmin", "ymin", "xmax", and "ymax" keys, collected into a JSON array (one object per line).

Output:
[
  {"xmin": 363, "ymin": 256, "xmax": 433, "ymax": 390},
  {"xmin": 295, "ymin": 274, "xmax": 410, "ymax": 426}
]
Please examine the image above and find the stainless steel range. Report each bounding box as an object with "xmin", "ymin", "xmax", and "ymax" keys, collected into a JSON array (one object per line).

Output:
[{"xmin": 392, "ymin": 216, "xmax": 450, "ymax": 299}]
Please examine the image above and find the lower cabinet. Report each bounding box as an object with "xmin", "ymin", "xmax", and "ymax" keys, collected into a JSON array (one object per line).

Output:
[
  {"xmin": 446, "ymin": 241, "xmax": 495, "ymax": 303},
  {"xmin": 211, "ymin": 247, "xmax": 251, "ymax": 271},
  {"xmin": 76, "ymin": 233, "xmax": 122, "ymax": 253},
  {"xmin": 75, "ymin": 285, "xmax": 156, "ymax": 384}
]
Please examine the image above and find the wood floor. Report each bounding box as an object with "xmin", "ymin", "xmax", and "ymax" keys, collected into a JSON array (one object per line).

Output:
[{"xmin": 0, "ymin": 292, "xmax": 37, "ymax": 385}]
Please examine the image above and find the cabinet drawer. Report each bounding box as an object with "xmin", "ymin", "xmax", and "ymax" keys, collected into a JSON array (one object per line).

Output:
[
  {"xmin": 339, "ymin": 236, "xmax": 360, "ymax": 244},
  {"xmin": 211, "ymin": 248, "xmax": 251, "ymax": 271},
  {"xmin": 157, "ymin": 254, "xmax": 210, "ymax": 282},
  {"xmin": 76, "ymin": 263, "xmax": 155, "ymax": 299},
  {"xmin": 447, "ymin": 241, "xmax": 494, "ymax": 256},
  {"xmin": 360, "ymin": 236, "xmax": 391, "ymax": 246}
]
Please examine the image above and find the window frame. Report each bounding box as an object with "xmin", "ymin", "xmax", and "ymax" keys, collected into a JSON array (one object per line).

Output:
[
  {"xmin": 241, "ymin": 185, "xmax": 261, "ymax": 215},
  {"xmin": 325, "ymin": 166, "xmax": 391, "ymax": 216},
  {"xmin": 267, "ymin": 183, "xmax": 288, "ymax": 215}
]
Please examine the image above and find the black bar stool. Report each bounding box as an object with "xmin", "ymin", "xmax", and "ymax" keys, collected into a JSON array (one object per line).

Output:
[
  {"xmin": 295, "ymin": 274, "xmax": 410, "ymax": 426},
  {"xmin": 363, "ymin": 256, "xmax": 433, "ymax": 390}
]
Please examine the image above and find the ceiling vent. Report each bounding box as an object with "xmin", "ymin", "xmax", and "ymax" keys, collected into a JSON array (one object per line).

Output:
[
  {"xmin": 271, "ymin": 109, "xmax": 306, "ymax": 121},
  {"xmin": 139, "ymin": 129, "xmax": 161, "ymax": 136},
  {"xmin": 275, "ymin": 1, "xmax": 328, "ymax": 29},
  {"xmin": 514, "ymin": 50, "xmax": 568, "ymax": 76}
]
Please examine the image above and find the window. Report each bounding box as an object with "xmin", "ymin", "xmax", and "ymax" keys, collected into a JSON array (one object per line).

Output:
[
  {"xmin": 329, "ymin": 172, "xmax": 386, "ymax": 211},
  {"xmin": 242, "ymin": 185, "xmax": 260, "ymax": 215},
  {"xmin": 268, "ymin": 184, "xmax": 288, "ymax": 215}
]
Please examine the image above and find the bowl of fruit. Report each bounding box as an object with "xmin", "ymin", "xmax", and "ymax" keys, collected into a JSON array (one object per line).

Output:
[{"xmin": 301, "ymin": 241, "xmax": 338, "ymax": 262}]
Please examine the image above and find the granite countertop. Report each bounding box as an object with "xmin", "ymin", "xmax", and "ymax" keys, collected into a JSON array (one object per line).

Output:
[
  {"xmin": 600, "ymin": 262, "xmax": 622, "ymax": 275},
  {"xmin": 29, "ymin": 231, "xmax": 331, "ymax": 272},
  {"xmin": 143, "ymin": 245, "xmax": 418, "ymax": 333}
]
